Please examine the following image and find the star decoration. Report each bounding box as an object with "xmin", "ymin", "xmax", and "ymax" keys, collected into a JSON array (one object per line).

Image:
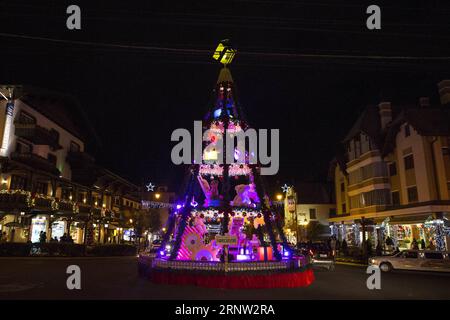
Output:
[
  {"xmin": 281, "ymin": 184, "xmax": 291, "ymax": 193},
  {"xmin": 146, "ymin": 182, "xmax": 155, "ymax": 192}
]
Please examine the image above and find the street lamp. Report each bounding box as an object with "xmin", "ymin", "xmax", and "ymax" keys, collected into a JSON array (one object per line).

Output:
[
  {"xmin": 276, "ymin": 194, "xmax": 283, "ymax": 201},
  {"xmin": 155, "ymin": 193, "xmax": 161, "ymax": 200}
]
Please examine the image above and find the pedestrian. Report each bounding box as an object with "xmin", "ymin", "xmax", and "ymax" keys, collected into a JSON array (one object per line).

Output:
[
  {"xmin": 61, "ymin": 233, "xmax": 67, "ymax": 243},
  {"xmin": 341, "ymin": 239, "xmax": 348, "ymax": 256},
  {"xmin": 0, "ymin": 231, "xmax": 6, "ymax": 243},
  {"xmin": 376, "ymin": 241, "xmax": 382, "ymax": 256},
  {"xmin": 420, "ymin": 239, "xmax": 426, "ymax": 250},
  {"xmin": 411, "ymin": 238, "xmax": 419, "ymax": 250},
  {"xmin": 393, "ymin": 246, "xmax": 400, "ymax": 255},
  {"xmin": 385, "ymin": 236, "xmax": 394, "ymax": 252},
  {"xmin": 39, "ymin": 231, "xmax": 46, "ymax": 243}
]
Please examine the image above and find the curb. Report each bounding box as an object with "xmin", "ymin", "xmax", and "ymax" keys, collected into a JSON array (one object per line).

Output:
[{"xmin": 335, "ymin": 261, "xmax": 367, "ymax": 267}]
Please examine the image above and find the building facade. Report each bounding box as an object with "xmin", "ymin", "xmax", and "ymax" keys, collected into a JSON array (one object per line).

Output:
[
  {"xmin": 329, "ymin": 80, "xmax": 450, "ymax": 251},
  {"xmin": 0, "ymin": 86, "xmax": 145, "ymax": 245},
  {"xmin": 284, "ymin": 182, "xmax": 336, "ymax": 243}
]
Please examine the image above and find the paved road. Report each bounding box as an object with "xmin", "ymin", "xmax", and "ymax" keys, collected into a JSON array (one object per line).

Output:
[{"xmin": 1, "ymin": 257, "xmax": 450, "ymax": 299}]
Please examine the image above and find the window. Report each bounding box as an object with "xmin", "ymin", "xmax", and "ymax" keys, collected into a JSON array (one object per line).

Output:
[
  {"xmin": 70, "ymin": 141, "xmax": 81, "ymax": 153},
  {"xmin": 16, "ymin": 140, "xmax": 32, "ymax": 154},
  {"xmin": 17, "ymin": 111, "xmax": 36, "ymax": 124},
  {"xmin": 61, "ymin": 188, "xmax": 71, "ymax": 200},
  {"xmin": 388, "ymin": 162, "xmax": 397, "ymax": 176},
  {"xmin": 424, "ymin": 252, "xmax": 443, "ymax": 260},
  {"xmin": 35, "ymin": 182, "xmax": 48, "ymax": 195},
  {"xmin": 404, "ymin": 124, "xmax": 410, "ymax": 137},
  {"xmin": 342, "ymin": 203, "xmax": 346, "ymax": 213},
  {"xmin": 309, "ymin": 208, "xmax": 317, "ymax": 220},
  {"xmin": 391, "ymin": 191, "xmax": 400, "ymax": 206},
  {"xmin": 340, "ymin": 182, "xmax": 345, "ymax": 192},
  {"xmin": 329, "ymin": 208, "xmax": 336, "ymax": 216},
  {"xmin": 354, "ymin": 136, "xmax": 361, "ymax": 158},
  {"xmin": 10, "ymin": 175, "xmax": 27, "ymax": 190},
  {"xmin": 407, "ymin": 186, "xmax": 418, "ymax": 203},
  {"xmin": 404, "ymin": 154, "xmax": 414, "ymax": 170},
  {"xmin": 442, "ymin": 147, "xmax": 449, "ymax": 156},
  {"xmin": 349, "ymin": 189, "xmax": 391, "ymax": 209},
  {"xmin": 47, "ymin": 153, "xmax": 57, "ymax": 165}
]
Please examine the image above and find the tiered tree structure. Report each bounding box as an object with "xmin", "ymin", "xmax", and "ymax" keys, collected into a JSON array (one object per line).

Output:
[{"xmin": 159, "ymin": 42, "xmax": 290, "ymax": 262}]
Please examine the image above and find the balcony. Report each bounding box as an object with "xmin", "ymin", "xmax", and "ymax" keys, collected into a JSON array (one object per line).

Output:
[
  {"xmin": 0, "ymin": 191, "xmax": 30, "ymax": 212},
  {"xmin": 33, "ymin": 196, "xmax": 54, "ymax": 211},
  {"xmin": 77, "ymin": 203, "xmax": 92, "ymax": 214},
  {"xmin": 14, "ymin": 122, "xmax": 61, "ymax": 150},
  {"xmin": 66, "ymin": 151, "xmax": 97, "ymax": 186},
  {"xmin": 66, "ymin": 151, "xmax": 95, "ymax": 168},
  {"xmin": 10, "ymin": 152, "xmax": 61, "ymax": 176},
  {"xmin": 58, "ymin": 200, "xmax": 74, "ymax": 213}
]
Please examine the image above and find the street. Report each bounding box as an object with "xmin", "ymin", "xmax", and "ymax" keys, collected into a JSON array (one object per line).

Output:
[{"xmin": 1, "ymin": 257, "xmax": 450, "ymax": 299}]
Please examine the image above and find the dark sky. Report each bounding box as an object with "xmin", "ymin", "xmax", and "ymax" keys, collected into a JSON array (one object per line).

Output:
[{"xmin": 1, "ymin": 0, "xmax": 450, "ymax": 193}]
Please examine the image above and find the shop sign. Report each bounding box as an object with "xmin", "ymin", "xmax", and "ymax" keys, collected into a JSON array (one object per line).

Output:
[{"xmin": 215, "ymin": 235, "xmax": 237, "ymax": 245}]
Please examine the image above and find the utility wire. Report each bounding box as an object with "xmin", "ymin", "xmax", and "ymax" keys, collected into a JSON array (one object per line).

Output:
[{"xmin": 1, "ymin": 32, "xmax": 450, "ymax": 61}]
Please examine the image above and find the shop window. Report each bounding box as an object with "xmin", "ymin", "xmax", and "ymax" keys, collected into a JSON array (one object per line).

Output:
[
  {"xmin": 404, "ymin": 154, "xmax": 414, "ymax": 170},
  {"xmin": 309, "ymin": 208, "xmax": 317, "ymax": 220},
  {"xmin": 407, "ymin": 186, "xmax": 418, "ymax": 203},
  {"xmin": 404, "ymin": 124, "xmax": 411, "ymax": 137},
  {"xmin": 391, "ymin": 191, "xmax": 400, "ymax": 206},
  {"xmin": 388, "ymin": 162, "xmax": 397, "ymax": 176},
  {"xmin": 10, "ymin": 175, "xmax": 27, "ymax": 190}
]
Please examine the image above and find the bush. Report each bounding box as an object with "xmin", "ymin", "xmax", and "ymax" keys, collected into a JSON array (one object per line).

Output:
[
  {"xmin": 0, "ymin": 243, "xmax": 32, "ymax": 256},
  {"xmin": 86, "ymin": 244, "xmax": 137, "ymax": 256}
]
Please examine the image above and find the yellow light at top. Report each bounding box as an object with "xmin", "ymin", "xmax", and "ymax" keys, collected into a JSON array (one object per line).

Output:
[{"xmin": 212, "ymin": 40, "xmax": 236, "ymax": 65}]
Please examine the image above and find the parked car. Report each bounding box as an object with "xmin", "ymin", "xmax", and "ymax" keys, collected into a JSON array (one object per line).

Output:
[
  {"xmin": 369, "ymin": 250, "xmax": 450, "ymax": 273},
  {"xmin": 298, "ymin": 242, "xmax": 335, "ymax": 270},
  {"xmin": 151, "ymin": 239, "xmax": 162, "ymax": 250}
]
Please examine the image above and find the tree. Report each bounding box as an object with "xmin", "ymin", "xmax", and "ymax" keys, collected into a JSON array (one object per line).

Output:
[{"xmin": 148, "ymin": 210, "xmax": 162, "ymax": 234}]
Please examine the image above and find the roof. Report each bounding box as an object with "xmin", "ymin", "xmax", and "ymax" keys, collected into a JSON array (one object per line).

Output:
[
  {"xmin": 343, "ymin": 105, "xmax": 382, "ymax": 146},
  {"xmin": 294, "ymin": 181, "xmax": 335, "ymax": 204},
  {"xmin": 18, "ymin": 88, "xmax": 84, "ymax": 140},
  {"xmin": 383, "ymin": 106, "xmax": 450, "ymax": 155}
]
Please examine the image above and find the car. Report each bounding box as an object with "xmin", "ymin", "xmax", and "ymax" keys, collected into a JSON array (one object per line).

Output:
[
  {"xmin": 298, "ymin": 242, "xmax": 335, "ymax": 271},
  {"xmin": 151, "ymin": 239, "xmax": 162, "ymax": 250},
  {"xmin": 369, "ymin": 250, "xmax": 450, "ymax": 273}
]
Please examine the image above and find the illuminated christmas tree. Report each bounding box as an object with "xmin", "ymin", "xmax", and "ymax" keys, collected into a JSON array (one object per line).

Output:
[{"xmin": 159, "ymin": 40, "xmax": 290, "ymax": 262}]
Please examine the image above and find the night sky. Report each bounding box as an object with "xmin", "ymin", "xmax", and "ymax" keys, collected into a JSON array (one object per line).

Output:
[{"xmin": 1, "ymin": 0, "xmax": 450, "ymax": 194}]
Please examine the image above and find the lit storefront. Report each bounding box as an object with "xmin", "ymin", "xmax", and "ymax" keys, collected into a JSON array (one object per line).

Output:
[
  {"xmin": 334, "ymin": 213, "xmax": 450, "ymax": 252},
  {"xmin": 30, "ymin": 215, "xmax": 47, "ymax": 243},
  {"xmin": 51, "ymin": 220, "xmax": 66, "ymax": 241}
]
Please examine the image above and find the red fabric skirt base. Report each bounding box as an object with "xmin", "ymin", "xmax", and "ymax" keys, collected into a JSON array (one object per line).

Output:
[{"xmin": 147, "ymin": 269, "xmax": 315, "ymax": 289}]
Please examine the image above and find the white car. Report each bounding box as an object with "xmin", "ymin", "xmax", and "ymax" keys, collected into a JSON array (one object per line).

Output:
[{"xmin": 370, "ymin": 250, "xmax": 450, "ymax": 273}]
